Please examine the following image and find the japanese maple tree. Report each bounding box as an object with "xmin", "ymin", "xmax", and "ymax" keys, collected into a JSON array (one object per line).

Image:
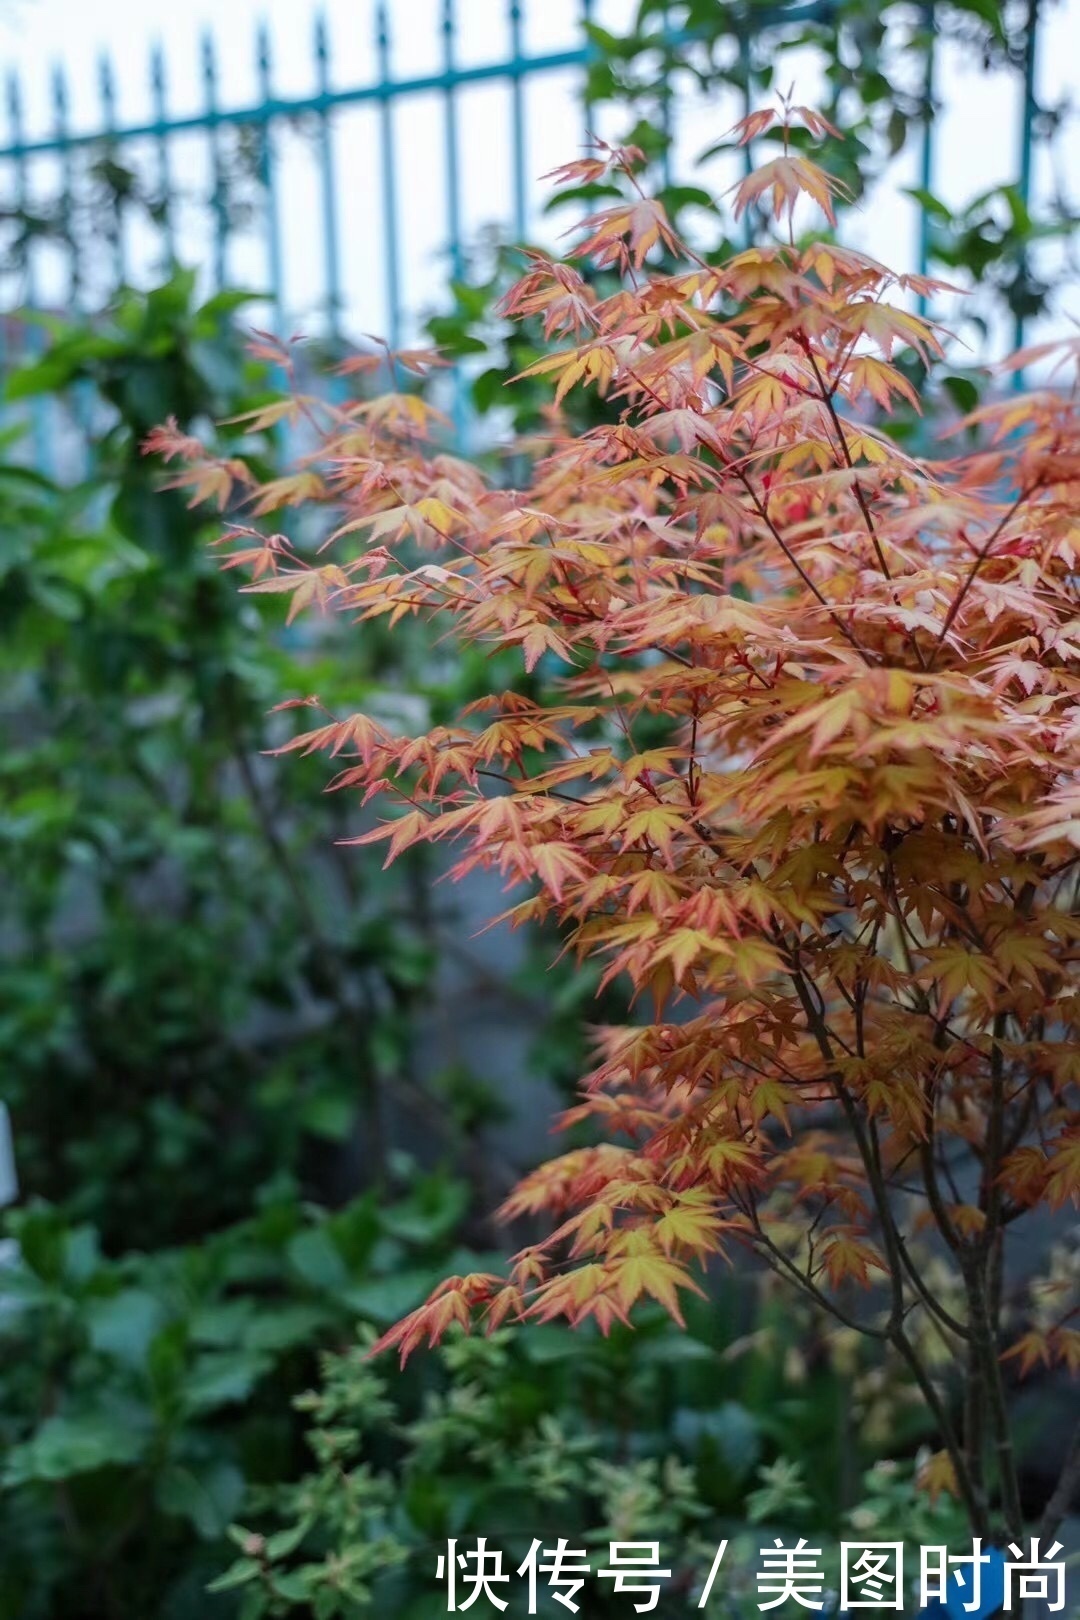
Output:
[{"xmin": 150, "ymin": 108, "xmax": 1080, "ymax": 1545}]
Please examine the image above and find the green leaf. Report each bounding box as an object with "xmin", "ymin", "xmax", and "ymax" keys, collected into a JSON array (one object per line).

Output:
[
  {"xmin": 242, "ymin": 1303, "xmax": 331, "ymax": 1353},
  {"xmin": 943, "ymin": 375, "xmax": 979, "ymax": 413},
  {"xmin": 949, "ymin": 0, "xmax": 1007, "ymax": 40},
  {"xmin": 343, "ymin": 1271, "xmax": 435, "ymax": 1327},
  {"xmin": 300, "ymin": 1090, "xmax": 358, "ymax": 1142},
  {"xmin": 207, "ymin": 1557, "xmax": 262, "ymax": 1594},
  {"xmin": 658, "ymin": 185, "xmax": 718, "ymax": 215},
  {"xmin": 197, "ymin": 287, "xmax": 264, "ymax": 321},
  {"xmin": 903, "ymin": 187, "xmax": 954, "ymax": 223},
  {"xmin": 184, "ymin": 1351, "xmax": 272, "ymax": 1414},
  {"xmin": 3, "ymin": 1412, "xmax": 148, "ymax": 1484},
  {"xmin": 582, "ymin": 22, "xmax": 637, "ymax": 60},
  {"xmin": 674, "ymin": 1400, "xmax": 763, "ymax": 1480},
  {"xmin": 189, "ymin": 1299, "xmax": 257, "ymax": 1348},
  {"xmin": 286, "ymin": 1226, "xmax": 350, "ymax": 1292},
  {"xmin": 265, "ymin": 1521, "xmax": 311, "ymax": 1560},
  {"xmin": 273, "ymin": 1568, "xmax": 318, "ymax": 1601},
  {"xmin": 471, "ymin": 368, "xmax": 509, "ymax": 414},
  {"xmin": 380, "ymin": 1177, "xmax": 469, "ymax": 1246},
  {"xmin": 156, "ymin": 1459, "xmax": 246, "ymax": 1539},
  {"xmin": 87, "ymin": 1289, "xmax": 167, "ymax": 1367}
]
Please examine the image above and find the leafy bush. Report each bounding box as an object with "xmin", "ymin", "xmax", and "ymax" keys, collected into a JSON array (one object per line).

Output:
[
  {"xmin": 0, "ymin": 1172, "xmax": 477, "ymax": 1620},
  {"xmin": 212, "ymin": 1294, "xmax": 958, "ymax": 1617},
  {"xmin": 163, "ymin": 106, "xmax": 1080, "ymax": 1555},
  {"xmin": 208, "ymin": 1302, "xmax": 965, "ymax": 1620},
  {"xmin": 582, "ymin": 0, "xmax": 1078, "ymax": 347},
  {"xmin": 0, "ymin": 273, "xmax": 439, "ymax": 1247},
  {"xmin": 1, "ymin": 277, "xmax": 573, "ymax": 1616}
]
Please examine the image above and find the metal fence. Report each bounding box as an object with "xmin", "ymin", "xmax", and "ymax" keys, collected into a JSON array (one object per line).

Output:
[
  {"xmin": 3, "ymin": 1, "xmax": 633, "ymax": 349},
  {"xmin": 0, "ymin": 0, "xmax": 1054, "ymax": 463}
]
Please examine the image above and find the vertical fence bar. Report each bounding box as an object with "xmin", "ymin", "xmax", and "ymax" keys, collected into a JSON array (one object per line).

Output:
[
  {"xmin": 5, "ymin": 70, "xmax": 50, "ymax": 473},
  {"xmin": 7, "ymin": 70, "xmax": 37, "ymax": 302},
  {"xmin": 1013, "ymin": 0, "xmax": 1040, "ymax": 376},
  {"xmin": 0, "ymin": 79, "xmax": 9, "ymax": 391},
  {"xmin": 441, "ymin": 0, "xmax": 464, "ymax": 284},
  {"xmin": 53, "ymin": 63, "xmax": 92, "ymax": 470},
  {"xmin": 738, "ymin": 30, "xmax": 754, "ymax": 247},
  {"xmin": 150, "ymin": 43, "xmax": 176, "ymax": 269},
  {"xmin": 51, "ymin": 65, "xmax": 78, "ymax": 304},
  {"xmin": 508, "ymin": 1, "xmax": 527, "ymax": 242},
  {"xmin": 1017, "ymin": 2, "xmax": 1038, "ymax": 233},
  {"xmin": 581, "ymin": 0, "xmax": 595, "ymax": 150},
  {"xmin": 256, "ymin": 22, "xmax": 285, "ymax": 333},
  {"xmin": 375, "ymin": 1, "xmax": 403, "ymax": 352},
  {"xmin": 441, "ymin": 0, "xmax": 467, "ymax": 443},
  {"xmin": 916, "ymin": 3, "xmax": 935, "ymax": 317},
  {"xmin": 659, "ymin": 4, "xmax": 674, "ymax": 192},
  {"xmin": 201, "ymin": 30, "xmax": 227, "ymax": 291},
  {"xmin": 739, "ymin": 32, "xmax": 754, "ymax": 180},
  {"xmin": 314, "ymin": 12, "xmax": 343, "ymax": 340},
  {"xmin": 97, "ymin": 52, "xmax": 126, "ymax": 286}
]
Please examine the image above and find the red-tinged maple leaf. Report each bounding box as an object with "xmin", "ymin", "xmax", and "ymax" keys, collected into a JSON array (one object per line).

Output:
[
  {"xmin": 496, "ymin": 1146, "xmax": 640, "ymax": 1223},
  {"xmin": 1055, "ymin": 1329, "xmax": 1080, "ymax": 1374},
  {"xmin": 528, "ymin": 842, "xmax": 594, "ymax": 902},
  {"xmin": 142, "ymin": 417, "xmax": 207, "ymax": 464},
  {"xmin": 948, "ymin": 1204, "xmax": 987, "ymax": 1239},
  {"xmin": 244, "ymin": 470, "xmax": 327, "ymax": 516},
  {"xmin": 152, "ymin": 453, "xmax": 252, "ymax": 511},
  {"xmin": 216, "ymin": 538, "xmax": 286, "ymax": 581},
  {"xmin": 518, "ymin": 621, "xmax": 574, "ymax": 673},
  {"xmin": 367, "ymin": 1274, "xmax": 504, "ymax": 1367},
  {"xmin": 1043, "ymin": 1134, "xmax": 1080, "ymax": 1210},
  {"xmin": 573, "ymin": 197, "xmax": 679, "ymax": 270},
  {"xmin": 842, "ymin": 356, "xmax": 921, "ymax": 412},
  {"xmin": 618, "ymin": 804, "xmax": 689, "ymax": 864},
  {"xmin": 543, "ymin": 142, "xmax": 647, "ymax": 189},
  {"xmin": 273, "ymin": 713, "xmax": 392, "ymax": 764},
  {"xmin": 724, "ymin": 103, "xmax": 840, "ymax": 149},
  {"xmin": 341, "ymin": 809, "xmax": 433, "ymax": 866},
  {"xmin": 764, "ymin": 688, "xmax": 867, "ymax": 760},
  {"xmin": 997, "ymin": 1147, "xmax": 1049, "ymax": 1207},
  {"xmin": 839, "ymin": 301, "xmax": 941, "ymax": 365},
  {"xmin": 602, "ymin": 1232, "xmax": 705, "ymax": 1326},
  {"xmin": 335, "ymin": 341, "xmax": 447, "ymax": 377},
  {"xmin": 670, "ymin": 1136, "xmax": 764, "ymax": 1192},
  {"xmin": 919, "ymin": 945, "xmax": 1004, "ymax": 1007},
  {"xmin": 652, "ymin": 1189, "xmax": 727, "ymax": 1258},
  {"xmin": 727, "ymin": 107, "xmax": 779, "ymax": 146},
  {"xmin": 917, "ymin": 1450, "xmax": 959, "ymax": 1505},
  {"xmin": 525, "ymin": 1263, "xmax": 630, "ymax": 1334},
  {"xmin": 820, "ymin": 1232, "xmax": 888, "ymax": 1289},
  {"xmin": 1001, "ymin": 1330, "xmax": 1053, "ymax": 1378},
  {"xmin": 241, "ymin": 565, "xmax": 350, "ymax": 625},
  {"xmin": 748, "ymin": 1078, "xmax": 793, "ymax": 1132},
  {"xmin": 731, "ymin": 155, "xmax": 845, "ymax": 227},
  {"xmin": 483, "ymin": 1284, "xmax": 525, "ymax": 1334}
]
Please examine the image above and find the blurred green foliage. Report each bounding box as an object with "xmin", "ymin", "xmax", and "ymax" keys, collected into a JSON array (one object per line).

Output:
[
  {"xmin": 209, "ymin": 1299, "xmax": 960, "ymax": 1618},
  {"xmin": 0, "ymin": 274, "xmax": 495, "ymax": 1617},
  {"xmin": 0, "ymin": 1172, "xmax": 484, "ymax": 1620},
  {"xmin": 0, "ymin": 272, "xmax": 440, "ymax": 1246},
  {"xmin": 0, "ymin": 269, "xmax": 648, "ymax": 1618}
]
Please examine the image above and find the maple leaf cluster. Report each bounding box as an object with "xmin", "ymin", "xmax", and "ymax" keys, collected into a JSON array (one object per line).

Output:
[{"xmin": 151, "ymin": 108, "xmax": 1080, "ymax": 1541}]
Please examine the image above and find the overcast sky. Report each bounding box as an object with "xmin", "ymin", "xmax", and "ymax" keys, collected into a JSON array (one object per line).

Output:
[{"xmin": 0, "ymin": 0, "xmax": 1076, "ymax": 359}]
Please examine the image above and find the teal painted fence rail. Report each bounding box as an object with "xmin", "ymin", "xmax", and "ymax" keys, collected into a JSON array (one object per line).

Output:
[{"xmin": 0, "ymin": 0, "xmax": 1048, "ymax": 465}]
